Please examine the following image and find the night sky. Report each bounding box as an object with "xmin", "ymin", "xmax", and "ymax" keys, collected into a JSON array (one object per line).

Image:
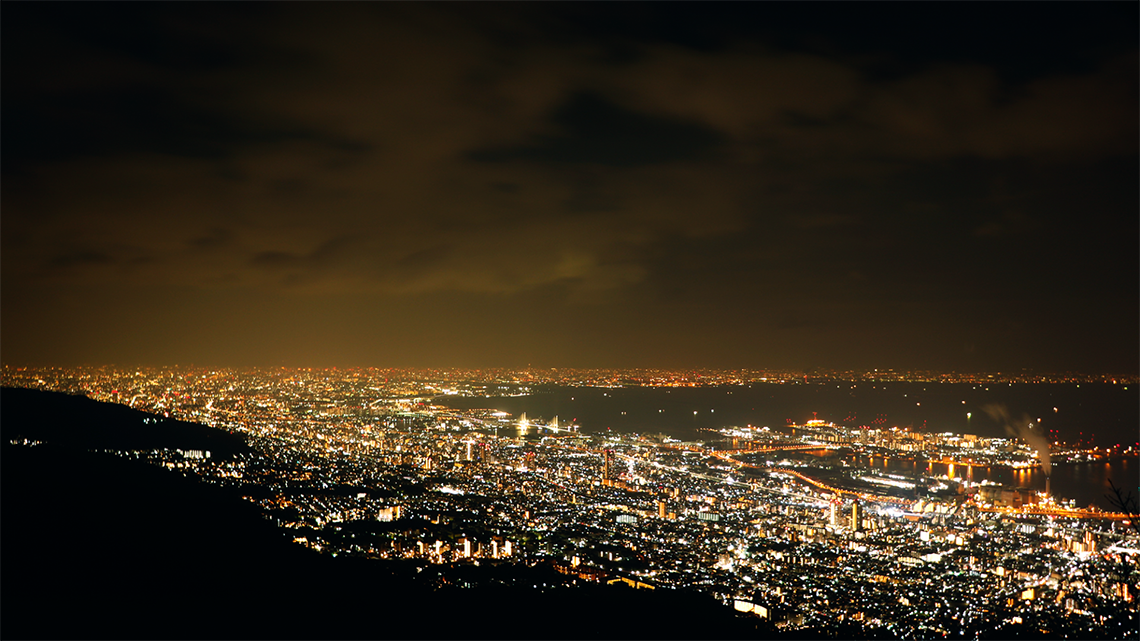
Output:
[{"xmin": 3, "ymin": 3, "xmax": 1137, "ymax": 372}]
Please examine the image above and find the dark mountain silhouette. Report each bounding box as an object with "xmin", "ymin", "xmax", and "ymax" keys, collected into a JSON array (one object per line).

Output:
[{"xmin": 2, "ymin": 386, "xmax": 253, "ymax": 458}]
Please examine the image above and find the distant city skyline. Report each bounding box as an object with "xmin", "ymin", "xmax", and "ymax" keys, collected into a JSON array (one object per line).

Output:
[{"xmin": 5, "ymin": 363, "xmax": 1136, "ymax": 384}]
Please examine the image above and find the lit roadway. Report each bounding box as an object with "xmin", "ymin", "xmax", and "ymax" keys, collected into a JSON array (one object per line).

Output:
[
  {"xmin": 971, "ymin": 502, "xmax": 1132, "ymax": 521},
  {"xmin": 716, "ymin": 444, "xmax": 841, "ymax": 455}
]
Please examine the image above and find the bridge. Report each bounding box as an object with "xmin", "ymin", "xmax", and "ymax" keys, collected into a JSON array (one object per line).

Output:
[
  {"xmin": 700, "ymin": 449, "xmax": 912, "ymax": 505},
  {"xmin": 771, "ymin": 467, "xmax": 915, "ymax": 506}
]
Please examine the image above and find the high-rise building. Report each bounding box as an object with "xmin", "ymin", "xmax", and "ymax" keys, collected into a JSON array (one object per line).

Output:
[{"xmin": 850, "ymin": 499, "xmax": 861, "ymax": 532}]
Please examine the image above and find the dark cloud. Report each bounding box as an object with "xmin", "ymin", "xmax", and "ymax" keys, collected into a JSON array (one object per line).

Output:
[
  {"xmin": 188, "ymin": 228, "xmax": 232, "ymax": 250},
  {"xmin": 48, "ymin": 250, "xmax": 114, "ymax": 270},
  {"xmin": 469, "ymin": 92, "xmax": 726, "ymax": 167},
  {"xmin": 252, "ymin": 251, "xmax": 304, "ymax": 269},
  {"xmin": 1, "ymin": 3, "xmax": 1136, "ymax": 371}
]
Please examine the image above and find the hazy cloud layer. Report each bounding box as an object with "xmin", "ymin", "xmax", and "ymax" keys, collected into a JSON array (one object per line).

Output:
[{"xmin": 3, "ymin": 3, "xmax": 1136, "ymax": 369}]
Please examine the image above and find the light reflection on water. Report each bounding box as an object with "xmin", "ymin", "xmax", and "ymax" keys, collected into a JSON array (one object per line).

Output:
[{"xmin": 839, "ymin": 453, "xmax": 1132, "ymax": 511}]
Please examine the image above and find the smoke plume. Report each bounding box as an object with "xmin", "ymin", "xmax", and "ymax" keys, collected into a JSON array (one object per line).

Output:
[{"xmin": 982, "ymin": 403, "xmax": 1052, "ymax": 474}]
